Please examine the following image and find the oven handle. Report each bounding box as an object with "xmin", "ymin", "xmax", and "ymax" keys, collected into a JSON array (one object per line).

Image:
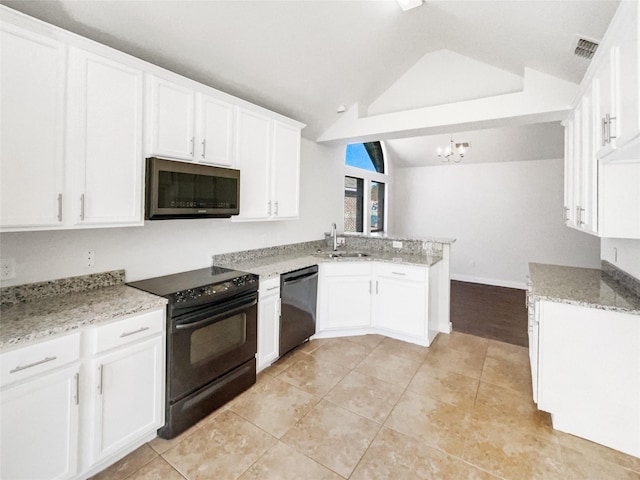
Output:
[{"xmin": 174, "ymin": 297, "xmax": 257, "ymax": 332}]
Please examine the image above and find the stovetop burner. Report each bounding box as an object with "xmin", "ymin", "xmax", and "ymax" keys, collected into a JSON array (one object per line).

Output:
[{"xmin": 127, "ymin": 266, "xmax": 258, "ymax": 307}]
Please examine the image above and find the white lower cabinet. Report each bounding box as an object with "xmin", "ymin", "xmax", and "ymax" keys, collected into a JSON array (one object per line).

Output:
[
  {"xmin": 0, "ymin": 309, "xmax": 165, "ymax": 480},
  {"xmin": 317, "ymin": 262, "xmax": 434, "ymax": 346},
  {"xmin": 317, "ymin": 263, "xmax": 372, "ymax": 331},
  {"xmin": 0, "ymin": 363, "xmax": 80, "ymax": 480},
  {"xmin": 257, "ymin": 277, "xmax": 280, "ymax": 371},
  {"xmin": 534, "ymin": 300, "xmax": 640, "ymax": 457},
  {"xmin": 372, "ymin": 264, "xmax": 427, "ymax": 339},
  {"xmin": 88, "ymin": 336, "xmax": 163, "ymax": 465}
]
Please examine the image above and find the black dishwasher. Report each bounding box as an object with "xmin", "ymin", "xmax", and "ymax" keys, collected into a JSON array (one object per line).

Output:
[{"xmin": 279, "ymin": 265, "xmax": 318, "ymax": 356}]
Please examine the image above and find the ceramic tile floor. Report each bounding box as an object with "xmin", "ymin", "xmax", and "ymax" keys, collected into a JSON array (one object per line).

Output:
[{"xmin": 92, "ymin": 332, "xmax": 640, "ymax": 480}]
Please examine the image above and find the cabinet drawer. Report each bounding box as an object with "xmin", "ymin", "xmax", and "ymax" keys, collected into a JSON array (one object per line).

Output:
[
  {"xmin": 95, "ymin": 309, "xmax": 164, "ymax": 353},
  {"xmin": 374, "ymin": 263, "xmax": 426, "ymax": 282},
  {"xmin": 259, "ymin": 276, "xmax": 280, "ymax": 296},
  {"xmin": 0, "ymin": 332, "xmax": 81, "ymax": 387},
  {"xmin": 321, "ymin": 262, "xmax": 371, "ymax": 277}
]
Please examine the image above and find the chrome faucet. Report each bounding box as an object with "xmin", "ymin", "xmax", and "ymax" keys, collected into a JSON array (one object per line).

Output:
[{"xmin": 331, "ymin": 223, "xmax": 338, "ymax": 251}]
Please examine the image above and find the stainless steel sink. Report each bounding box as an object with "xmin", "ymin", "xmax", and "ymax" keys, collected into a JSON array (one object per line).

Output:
[{"xmin": 313, "ymin": 251, "xmax": 370, "ymax": 258}]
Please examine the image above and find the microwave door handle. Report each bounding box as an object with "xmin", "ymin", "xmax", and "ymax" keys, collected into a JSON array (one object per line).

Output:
[{"xmin": 174, "ymin": 299, "xmax": 257, "ymax": 331}]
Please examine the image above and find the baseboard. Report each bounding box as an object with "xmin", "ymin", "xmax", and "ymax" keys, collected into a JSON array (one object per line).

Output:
[{"xmin": 450, "ymin": 274, "xmax": 527, "ymax": 290}]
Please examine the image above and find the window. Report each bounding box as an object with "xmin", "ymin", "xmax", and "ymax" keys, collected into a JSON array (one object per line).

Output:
[{"xmin": 344, "ymin": 142, "xmax": 387, "ymax": 233}]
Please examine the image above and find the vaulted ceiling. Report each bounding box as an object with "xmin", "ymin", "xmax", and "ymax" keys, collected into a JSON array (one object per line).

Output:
[{"xmin": 2, "ymin": 0, "xmax": 619, "ymax": 164}]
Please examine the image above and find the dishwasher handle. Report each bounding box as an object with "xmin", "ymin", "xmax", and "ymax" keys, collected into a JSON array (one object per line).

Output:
[{"xmin": 282, "ymin": 271, "xmax": 318, "ymax": 286}]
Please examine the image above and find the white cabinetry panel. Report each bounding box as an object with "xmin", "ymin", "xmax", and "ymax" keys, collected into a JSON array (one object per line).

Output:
[
  {"xmin": 272, "ymin": 122, "xmax": 301, "ymax": 219},
  {"xmin": 196, "ymin": 93, "xmax": 235, "ymax": 166},
  {"xmin": 89, "ymin": 336, "xmax": 163, "ymax": 464},
  {"xmin": 67, "ymin": 47, "xmax": 144, "ymax": 226},
  {"xmin": 257, "ymin": 277, "xmax": 280, "ymax": 371},
  {"xmin": 147, "ymin": 76, "xmax": 195, "ymax": 160},
  {"xmin": 0, "ymin": 22, "xmax": 66, "ymax": 228}
]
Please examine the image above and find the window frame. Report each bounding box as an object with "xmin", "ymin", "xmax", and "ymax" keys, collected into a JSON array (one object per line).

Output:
[{"xmin": 343, "ymin": 142, "xmax": 389, "ymax": 234}]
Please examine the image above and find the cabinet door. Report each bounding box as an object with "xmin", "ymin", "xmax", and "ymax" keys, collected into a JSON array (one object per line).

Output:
[
  {"xmin": 0, "ymin": 23, "xmax": 65, "ymax": 228},
  {"xmin": 196, "ymin": 93, "xmax": 234, "ymax": 166},
  {"xmin": 373, "ymin": 274, "xmax": 426, "ymax": 339},
  {"xmin": 272, "ymin": 122, "xmax": 301, "ymax": 218},
  {"xmin": 234, "ymin": 108, "xmax": 272, "ymax": 219},
  {"xmin": 0, "ymin": 364, "xmax": 79, "ymax": 480},
  {"xmin": 616, "ymin": 7, "xmax": 640, "ymax": 147},
  {"xmin": 563, "ymin": 116, "xmax": 576, "ymax": 227},
  {"xmin": 577, "ymin": 89, "xmax": 598, "ymax": 234},
  {"xmin": 594, "ymin": 47, "xmax": 620, "ymax": 158},
  {"xmin": 323, "ymin": 275, "xmax": 371, "ymax": 329},
  {"xmin": 68, "ymin": 48, "xmax": 144, "ymax": 226},
  {"xmin": 148, "ymin": 76, "xmax": 195, "ymax": 160},
  {"xmin": 258, "ymin": 292, "xmax": 280, "ymax": 371},
  {"xmin": 90, "ymin": 336, "xmax": 164, "ymax": 464}
]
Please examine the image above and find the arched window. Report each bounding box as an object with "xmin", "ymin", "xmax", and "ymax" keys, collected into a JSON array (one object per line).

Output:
[{"xmin": 344, "ymin": 141, "xmax": 387, "ymax": 233}]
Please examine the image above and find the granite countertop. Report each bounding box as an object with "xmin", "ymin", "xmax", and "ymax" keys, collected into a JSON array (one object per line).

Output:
[
  {"xmin": 528, "ymin": 263, "xmax": 640, "ymax": 315},
  {"xmin": 217, "ymin": 250, "xmax": 443, "ymax": 279},
  {"xmin": 0, "ymin": 281, "xmax": 167, "ymax": 351},
  {"xmin": 341, "ymin": 232, "xmax": 456, "ymax": 245}
]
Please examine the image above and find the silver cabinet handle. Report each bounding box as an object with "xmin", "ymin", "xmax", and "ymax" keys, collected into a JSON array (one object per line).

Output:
[
  {"xmin": 201, "ymin": 139, "xmax": 206, "ymax": 159},
  {"xmin": 602, "ymin": 116, "xmax": 607, "ymax": 146},
  {"xmin": 57, "ymin": 194, "xmax": 63, "ymax": 222},
  {"xmin": 10, "ymin": 355, "xmax": 57, "ymax": 373},
  {"xmin": 97, "ymin": 364, "xmax": 104, "ymax": 395},
  {"xmin": 376, "ymin": 280, "xmax": 379, "ymax": 294},
  {"xmin": 267, "ymin": 201, "xmax": 272, "ymax": 215},
  {"xmin": 607, "ymin": 113, "xmax": 616, "ymax": 141},
  {"xmin": 369, "ymin": 280, "xmax": 372, "ymax": 294},
  {"xmin": 577, "ymin": 206, "xmax": 585, "ymax": 226},
  {"xmin": 391, "ymin": 271, "xmax": 407, "ymax": 276},
  {"xmin": 74, "ymin": 373, "xmax": 79, "ymax": 406},
  {"xmin": 80, "ymin": 194, "xmax": 85, "ymax": 221},
  {"xmin": 120, "ymin": 326, "xmax": 150, "ymax": 338},
  {"xmin": 266, "ymin": 285, "xmax": 279, "ymax": 291},
  {"xmin": 190, "ymin": 137, "xmax": 194, "ymax": 156},
  {"xmin": 274, "ymin": 201, "xmax": 279, "ymax": 216},
  {"xmin": 563, "ymin": 206, "xmax": 570, "ymax": 222}
]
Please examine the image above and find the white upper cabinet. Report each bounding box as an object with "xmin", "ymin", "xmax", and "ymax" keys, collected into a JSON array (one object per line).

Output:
[
  {"xmin": 563, "ymin": 0, "xmax": 640, "ymax": 239},
  {"xmin": 0, "ymin": 22, "xmax": 66, "ymax": 229},
  {"xmin": 235, "ymin": 108, "xmax": 273, "ymax": 218},
  {"xmin": 196, "ymin": 93, "xmax": 235, "ymax": 166},
  {"xmin": 234, "ymin": 109, "xmax": 302, "ymax": 221},
  {"xmin": 147, "ymin": 76, "xmax": 236, "ymax": 166},
  {"xmin": 592, "ymin": 0, "xmax": 640, "ymax": 159},
  {"xmin": 67, "ymin": 47, "xmax": 144, "ymax": 226},
  {"xmin": 272, "ymin": 122, "xmax": 301, "ymax": 219},
  {"xmin": 147, "ymin": 76, "xmax": 195, "ymax": 160}
]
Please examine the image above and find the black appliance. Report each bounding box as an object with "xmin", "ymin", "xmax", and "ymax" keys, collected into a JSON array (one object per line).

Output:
[
  {"xmin": 128, "ymin": 266, "xmax": 258, "ymax": 439},
  {"xmin": 279, "ymin": 265, "xmax": 318, "ymax": 356},
  {"xmin": 145, "ymin": 157, "xmax": 240, "ymax": 219}
]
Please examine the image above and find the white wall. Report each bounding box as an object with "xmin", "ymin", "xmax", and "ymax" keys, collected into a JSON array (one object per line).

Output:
[
  {"xmin": 601, "ymin": 238, "xmax": 640, "ymax": 280},
  {"xmin": 392, "ymin": 158, "xmax": 601, "ymax": 288},
  {"xmin": 0, "ymin": 139, "xmax": 344, "ymax": 286}
]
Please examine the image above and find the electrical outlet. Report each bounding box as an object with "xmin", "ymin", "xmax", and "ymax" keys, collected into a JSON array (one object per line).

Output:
[
  {"xmin": 392, "ymin": 241, "xmax": 403, "ymax": 249},
  {"xmin": 86, "ymin": 251, "xmax": 95, "ymax": 268},
  {"xmin": 1, "ymin": 258, "xmax": 16, "ymax": 280},
  {"xmin": 337, "ymin": 237, "xmax": 346, "ymax": 246}
]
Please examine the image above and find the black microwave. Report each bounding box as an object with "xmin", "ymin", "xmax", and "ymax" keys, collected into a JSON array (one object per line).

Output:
[{"xmin": 145, "ymin": 157, "xmax": 240, "ymax": 220}]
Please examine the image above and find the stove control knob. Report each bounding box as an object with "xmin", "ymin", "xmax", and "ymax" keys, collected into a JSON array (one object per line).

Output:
[
  {"xmin": 175, "ymin": 291, "xmax": 185, "ymax": 303},
  {"xmin": 186, "ymin": 289, "xmax": 197, "ymax": 299}
]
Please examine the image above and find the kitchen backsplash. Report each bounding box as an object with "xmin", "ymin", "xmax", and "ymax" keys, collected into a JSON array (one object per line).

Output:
[
  {"xmin": 602, "ymin": 260, "xmax": 640, "ymax": 298},
  {"xmin": 323, "ymin": 234, "xmax": 446, "ymax": 256},
  {"xmin": 211, "ymin": 240, "xmax": 327, "ymax": 265}
]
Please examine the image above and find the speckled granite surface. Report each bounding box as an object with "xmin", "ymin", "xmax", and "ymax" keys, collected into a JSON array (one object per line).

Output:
[
  {"xmin": 528, "ymin": 263, "xmax": 640, "ymax": 314},
  {"xmin": 0, "ymin": 271, "xmax": 167, "ymax": 350},
  {"xmin": 214, "ymin": 250, "xmax": 442, "ymax": 279},
  {"xmin": 1, "ymin": 270, "xmax": 126, "ymax": 307}
]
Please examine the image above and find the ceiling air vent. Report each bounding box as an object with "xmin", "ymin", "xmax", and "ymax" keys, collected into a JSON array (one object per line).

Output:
[{"xmin": 574, "ymin": 38, "xmax": 599, "ymax": 60}]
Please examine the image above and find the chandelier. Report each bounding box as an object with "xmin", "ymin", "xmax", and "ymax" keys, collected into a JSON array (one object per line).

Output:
[{"xmin": 437, "ymin": 136, "xmax": 469, "ymax": 163}]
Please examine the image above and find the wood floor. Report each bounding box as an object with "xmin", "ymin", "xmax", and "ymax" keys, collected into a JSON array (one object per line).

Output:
[{"xmin": 450, "ymin": 280, "xmax": 528, "ymax": 347}]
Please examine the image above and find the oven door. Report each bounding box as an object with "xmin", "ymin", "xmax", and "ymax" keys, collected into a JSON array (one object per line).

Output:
[{"xmin": 168, "ymin": 291, "xmax": 257, "ymax": 402}]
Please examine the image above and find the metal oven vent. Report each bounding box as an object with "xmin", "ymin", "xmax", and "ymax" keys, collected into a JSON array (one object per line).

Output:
[{"xmin": 574, "ymin": 38, "xmax": 599, "ymax": 59}]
